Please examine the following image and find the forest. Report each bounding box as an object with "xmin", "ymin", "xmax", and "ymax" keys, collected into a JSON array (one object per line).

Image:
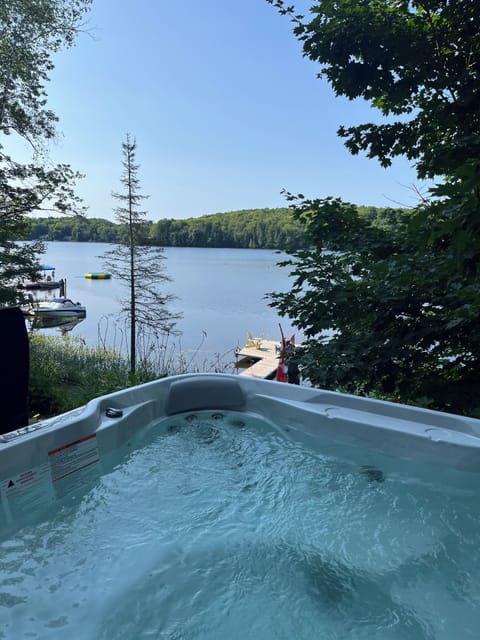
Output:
[{"xmin": 21, "ymin": 205, "xmax": 401, "ymax": 250}]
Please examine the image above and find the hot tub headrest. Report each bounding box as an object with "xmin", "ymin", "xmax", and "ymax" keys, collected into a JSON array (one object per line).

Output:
[{"xmin": 165, "ymin": 377, "xmax": 246, "ymax": 415}]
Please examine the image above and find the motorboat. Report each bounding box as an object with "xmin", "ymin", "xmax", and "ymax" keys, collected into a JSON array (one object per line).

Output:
[{"xmin": 23, "ymin": 297, "xmax": 86, "ymax": 318}]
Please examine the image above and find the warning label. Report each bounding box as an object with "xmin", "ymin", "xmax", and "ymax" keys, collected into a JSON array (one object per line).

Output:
[
  {"xmin": 1, "ymin": 462, "xmax": 51, "ymax": 500},
  {"xmin": 48, "ymin": 433, "xmax": 99, "ymax": 482}
]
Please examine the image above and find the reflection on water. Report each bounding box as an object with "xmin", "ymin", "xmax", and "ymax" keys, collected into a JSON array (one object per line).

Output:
[{"xmin": 26, "ymin": 314, "xmax": 86, "ymax": 335}]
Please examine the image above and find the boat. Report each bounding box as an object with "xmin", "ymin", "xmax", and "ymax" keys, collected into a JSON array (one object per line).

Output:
[
  {"xmin": 85, "ymin": 272, "xmax": 111, "ymax": 279},
  {"xmin": 23, "ymin": 297, "xmax": 86, "ymax": 319},
  {"xmin": 18, "ymin": 265, "xmax": 61, "ymax": 290}
]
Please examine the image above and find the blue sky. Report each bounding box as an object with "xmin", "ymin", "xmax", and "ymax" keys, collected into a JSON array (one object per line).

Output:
[{"xmin": 22, "ymin": 0, "xmax": 427, "ymax": 221}]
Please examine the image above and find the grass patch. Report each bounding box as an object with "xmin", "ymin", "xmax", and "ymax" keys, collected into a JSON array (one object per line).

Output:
[{"xmin": 28, "ymin": 335, "xmax": 160, "ymax": 418}]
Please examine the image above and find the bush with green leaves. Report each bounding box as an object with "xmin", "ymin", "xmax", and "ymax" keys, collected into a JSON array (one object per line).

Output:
[{"xmin": 267, "ymin": 0, "xmax": 480, "ymax": 416}]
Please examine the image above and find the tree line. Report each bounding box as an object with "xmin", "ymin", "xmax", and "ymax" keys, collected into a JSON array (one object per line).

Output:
[{"xmin": 21, "ymin": 205, "xmax": 399, "ymax": 250}]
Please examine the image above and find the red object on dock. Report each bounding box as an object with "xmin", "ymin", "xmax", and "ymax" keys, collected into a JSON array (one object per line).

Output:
[
  {"xmin": 276, "ymin": 363, "xmax": 288, "ymax": 382},
  {"xmin": 276, "ymin": 324, "xmax": 295, "ymax": 383}
]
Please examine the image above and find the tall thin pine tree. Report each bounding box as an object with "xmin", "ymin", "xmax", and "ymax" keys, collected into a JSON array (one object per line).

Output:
[{"xmin": 103, "ymin": 134, "xmax": 181, "ymax": 375}]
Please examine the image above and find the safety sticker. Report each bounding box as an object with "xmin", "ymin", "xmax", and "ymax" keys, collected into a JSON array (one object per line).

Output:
[
  {"xmin": 1, "ymin": 462, "xmax": 52, "ymax": 500},
  {"xmin": 48, "ymin": 433, "xmax": 99, "ymax": 482}
]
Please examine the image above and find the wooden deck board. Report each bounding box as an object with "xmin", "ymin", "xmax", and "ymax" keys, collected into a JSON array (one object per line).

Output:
[{"xmin": 235, "ymin": 339, "xmax": 279, "ymax": 379}]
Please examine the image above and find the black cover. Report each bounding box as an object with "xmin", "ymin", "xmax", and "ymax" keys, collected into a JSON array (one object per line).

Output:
[{"xmin": 0, "ymin": 307, "xmax": 29, "ymax": 434}]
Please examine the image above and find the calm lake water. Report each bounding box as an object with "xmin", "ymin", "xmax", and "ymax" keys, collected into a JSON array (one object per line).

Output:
[{"xmin": 28, "ymin": 242, "xmax": 299, "ymax": 369}]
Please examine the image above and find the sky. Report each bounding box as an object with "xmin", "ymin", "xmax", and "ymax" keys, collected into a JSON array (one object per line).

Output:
[{"xmin": 16, "ymin": 0, "xmax": 428, "ymax": 222}]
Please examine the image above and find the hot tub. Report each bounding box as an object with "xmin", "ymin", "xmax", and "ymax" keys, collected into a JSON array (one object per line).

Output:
[{"xmin": 1, "ymin": 374, "xmax": 480, "ymax": 639}]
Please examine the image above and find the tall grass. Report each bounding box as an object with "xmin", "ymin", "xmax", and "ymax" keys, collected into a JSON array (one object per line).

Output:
[
  {"xmin": 95, "ymin": 315, "xmax": 234, "ymax": 375},
  {"xmin": 29, "ymin": 335, "xmax": 153, "ymax": 417},
  {"xmin": 28, "ymin": 328, "xmax": 235, "ymax": 419}
]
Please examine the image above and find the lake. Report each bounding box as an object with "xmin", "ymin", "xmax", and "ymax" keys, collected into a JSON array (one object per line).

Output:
[{"xmin": 27, "ymin": 242, "xmax": 299, "ymax": 370}]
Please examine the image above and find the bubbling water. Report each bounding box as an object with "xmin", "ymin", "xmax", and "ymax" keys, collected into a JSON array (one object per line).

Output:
[{"xmin": 1, "ymin": 410, "xmax": 480, "ymax": 639}]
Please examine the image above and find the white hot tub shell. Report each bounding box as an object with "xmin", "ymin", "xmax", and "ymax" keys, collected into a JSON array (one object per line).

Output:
[{"xmin": 1, "ymin": 373, "xmax": 480, "ymax": 512}]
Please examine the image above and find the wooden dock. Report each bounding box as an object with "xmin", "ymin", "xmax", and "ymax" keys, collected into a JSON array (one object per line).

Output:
[{"xmin": 235, "ymin": 337, "xmax": 280, "ymax": 379}]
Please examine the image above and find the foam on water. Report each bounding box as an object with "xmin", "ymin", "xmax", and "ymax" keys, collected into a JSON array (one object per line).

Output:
[{"xmin": 1, "ymin": 410, "xmax": 480, "ymax": 639}]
